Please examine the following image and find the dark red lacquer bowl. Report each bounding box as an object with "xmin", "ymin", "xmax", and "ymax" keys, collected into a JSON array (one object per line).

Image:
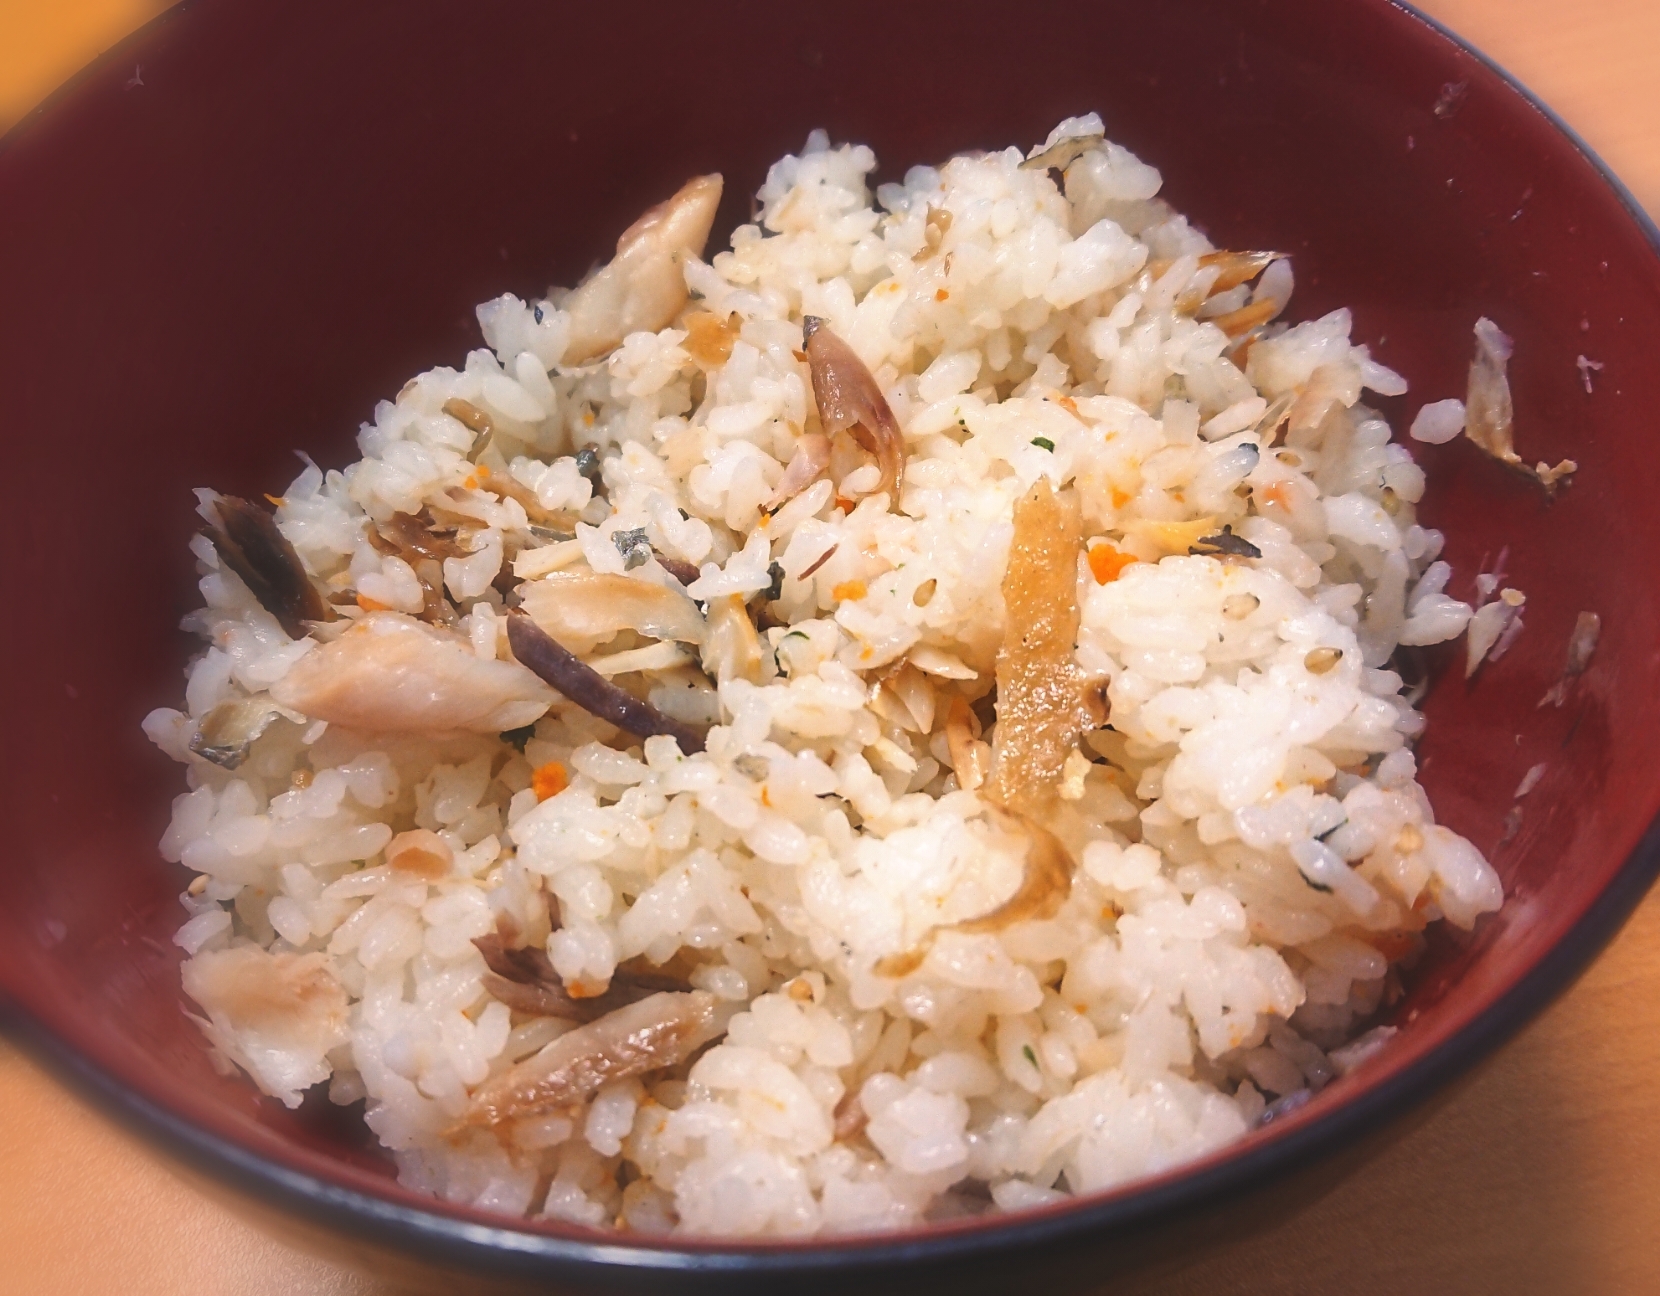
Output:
[{"xmin": 2, "ymin": 1, "xmax": 1657, "ymax": 1291}]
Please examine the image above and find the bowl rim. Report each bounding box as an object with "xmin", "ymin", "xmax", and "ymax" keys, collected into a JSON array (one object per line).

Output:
[{"xmin": 3, "ymin": 0, "xmax": 1659, "ymax": 1279}]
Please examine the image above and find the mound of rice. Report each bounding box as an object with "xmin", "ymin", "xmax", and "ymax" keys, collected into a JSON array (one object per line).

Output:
[{"xmin": 144, "ymin": 116, "xmax": 1499, "ymax": 1236}]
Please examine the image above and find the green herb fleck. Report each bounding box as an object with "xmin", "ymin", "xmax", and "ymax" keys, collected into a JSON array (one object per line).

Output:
[
  {"xmin": 1022, "ymin": 1044, "xmax": 1039, "ymax": 1068},
  {"xmin": 1031, "ymin": 437, "xmax": 1055, "ymax": 452}
]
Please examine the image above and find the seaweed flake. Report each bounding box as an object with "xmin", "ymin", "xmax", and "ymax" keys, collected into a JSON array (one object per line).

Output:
[
  {"xmin": 500, "ymin": 724, "xmax": 537, "ymax": 752},
  {"xmin": 613, "ymin": 527, "xmax": 652, "ymax": 570}
]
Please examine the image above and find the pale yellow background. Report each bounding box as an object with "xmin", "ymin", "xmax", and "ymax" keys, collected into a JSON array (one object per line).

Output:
[{"xmin": 3, "ymin": 2, "xmax": 1659, "ymax": 1292}]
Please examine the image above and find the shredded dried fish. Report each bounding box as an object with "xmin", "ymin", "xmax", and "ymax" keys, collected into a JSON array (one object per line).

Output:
[
  {"xmin": 802, "ymin": 317, "xmax": 904, "ymax": 504},
  {"xmin": 563, "ymin": 174, "xmax": 724, "ymax": 364},
  {"xmin": 442, "ymin": 397, "xmax": 494, "ymax": 458},
  {"xmin": 455, "ymin": 990, "xmax": 720, "ymax": 1131},
  {"xmin": 799, "ymin": 542, "xmax": 839, "ymax": 581},
  {"xmin": 763, "ymin": 432, "xmax": 832, "ymax": 512},
  {"xmin": 1466, "ymin": 587, "xmax": 1525, "ymax": 678},
  {"xmin": 1189, "ymin": 525, "xmax": 1262, "ymax": 559},
  {"xmin": 1021, "ymin": 129, "xmax": 1105, "ymax": 173},
  {"xmin": 518, "ymin": 570, "xmax": 706, "ymax": 652},
  {"xmin": 951, "ymin": 808, "xmax": 1075, "ymax": 934},
  {"xmin": 701, "ymin": 594, "xmax": 765, "ymax": 684},
  {"xmin": 203, "ymin": 494, "xmax": 335, "ymax": 639},
  {"xmin": 271, "ymin": 612, "xmax": 554, "ymax": 733},
  {"xmin": 367, "ymin": 512, "xmax": 465, "ymax": 626},
  {"xmin": 944, "ymin": 695, "xmax": 989, "ymax": 792},
  {"xmin": 189, "ymin": 695, "xmax": 286, "ymax": 769},
  {"xmin": 984, "ymin": 477, "xmax": 1094, "ymax": 811},
  {"xmin": 653, "ymin": 553, "xmax": 701, "ymax": 586},
  {"xmin": 1466, "ymin": 317, "xmax": 1577, "ymax": 496},
  {"xmin": 506, "ymin": 611, "xmax": 707, "ymax": 753},
  {"xmin": 1539, "ymin": 610, "xmax": 1601, "ymax": 707},
  {"xmin": 931, "ymin": 476, "xmax": 1090, "ymax": 942},
  {"xmin": 473, "ymin": 930, "xmax": 690, "ymax": 1024}
]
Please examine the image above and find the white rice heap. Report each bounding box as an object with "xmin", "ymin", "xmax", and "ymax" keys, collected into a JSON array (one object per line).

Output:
[{"xmin": 145, "ymin": 116, "xmax": 1500, "ymax": 1236}]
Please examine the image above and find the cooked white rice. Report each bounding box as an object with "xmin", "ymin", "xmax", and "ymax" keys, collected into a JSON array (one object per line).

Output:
[{"xmin": 145, "ymin": 116, "xmax": 1498, "ymax": 1236}]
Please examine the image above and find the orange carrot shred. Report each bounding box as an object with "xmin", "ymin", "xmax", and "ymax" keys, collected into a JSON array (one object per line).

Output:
[
  {"xmin": 532, "ymin": 761, "xmax": 569, "ymax": 801},
  {"xmin": 831, "ymin": 579, "xmax": 867, "ymax": 602},
  {"xmin": 1088, "ymin": 542, "xmax": 1138, "ymax": 585}
]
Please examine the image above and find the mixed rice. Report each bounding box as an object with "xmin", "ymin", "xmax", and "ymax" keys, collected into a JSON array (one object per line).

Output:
[{"xmin": 145, "ymin": 116, "xmax": 1502, "ymax": 1236}]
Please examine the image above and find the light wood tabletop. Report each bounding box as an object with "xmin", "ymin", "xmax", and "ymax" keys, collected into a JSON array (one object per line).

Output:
[{"xmin": 3, "ymin": 2, "xmax": 1659, "ymax": 1292}]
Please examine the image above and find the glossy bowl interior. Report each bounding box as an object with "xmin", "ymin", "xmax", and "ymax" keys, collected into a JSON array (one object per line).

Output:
[{"xmin": 3, "ymin": 0, "xmax": 1659, "ymax": 1291}]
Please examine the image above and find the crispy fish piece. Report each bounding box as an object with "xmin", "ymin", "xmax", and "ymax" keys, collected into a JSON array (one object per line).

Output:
[
  {"xmin": 456, "ymin": 990, "xmax": 720, "ymax": 1131},
  {"xmin": 1466, "ymin": 317, "xmax": 1577, "ymax": 495},
  {"xmin": 802, "ymin": 317, "xmax": 904, "ymax": 504},
  {"xmin": 203, "ymin": 494, "xmax": 335, "ymax": 638},
  {"xmin": 270, "ymin": 612, "xmax": 553, "ymax": 733},
  {"xmin": 505, "ymin": 611, "xmax": 707, "ymax": 753},
  {"xmin": 984, "ymin": 477, "xmax": 1093, "ymax": 811},
  {"xmin": 563, "ymin": 175, "xmax": 724, "ymax": 364}
]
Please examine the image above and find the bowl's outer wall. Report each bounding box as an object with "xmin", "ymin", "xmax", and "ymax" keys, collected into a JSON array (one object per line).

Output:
[{"xmin": 2, "ymin": 0, "xmax": 1658, "ymax": 1287}]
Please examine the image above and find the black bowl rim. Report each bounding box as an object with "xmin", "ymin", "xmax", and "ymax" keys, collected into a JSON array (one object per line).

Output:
[{"xmin": 3, "ymin": 0, "xmax": 1659, "ymax": 1282}]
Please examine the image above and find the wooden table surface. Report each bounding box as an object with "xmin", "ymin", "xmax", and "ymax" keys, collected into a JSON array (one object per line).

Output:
[{"xmin": 3, "ymin": 2, "xmax": 1659, "ymax": 1292}]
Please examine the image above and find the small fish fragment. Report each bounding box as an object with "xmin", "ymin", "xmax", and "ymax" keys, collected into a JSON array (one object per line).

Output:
[
  {"xmin": 950, "ymin": 807, "xmax": 1074, "ymax": 934},
  {"xmin": 701, "ymin": 594, "xmax": 765, "ymax": 685},
  {"xmin": 1466, "ymin": 587, "xmax": 1525, "ymax": 678},
  {"xmin": 1198, "ymin": 250, "xmax": 1284, "ymax": 294},
  {"xmin": 799, "ymin": 542, "xmax": 839, "ymax": 581},
  {"xmin": 563, "ymin": 174, "xmax": 724, "ymax": 364},
  {"xmin": 944, "ymin": 695, "xmax": 989, "ymax": 792},
  {"xmin": 1163, "ymin": 250, "xmax": 1284, "ymax": 313},
  {"xmin": 874, "ymin": 806, "xmax": 1075, "ymax": 973},
  {"xmin": 456, "ymin": 990, "xmax": 720, "ymax": 1130},
  {"xmin": 1576, "ymin": 355, "xmax": 1605, "ymax": 394},
  {"xmin": 181, "ymin": 946, "xmax": 350, "ymax": 1108},
  {"xmin": 1466, "ymin": 318, "xmax": 1577, "ymax": 495},
  {"xmin": 271, "ymin": 611, "xmax": 554, "ymax": 732},
  {"xmin": 763, "ymin": 432, "xmax": 832, "ymax": 512},
  {"xmin": 366, "ymin": 511, "xmax": 465, "ymax": 626},
  {"xmin": 203, "ymin": 494, "xmax": 335, "ymax": 638},
  {"xmin": 518, "ymin": 570, "xmax": 706, "ymax": 654},
  {"xmin": 442, "ymin": 397, "xmax": 495, "ymax": 459},
  {"xmin": 1021, "ymin": 128, "xmax": 1106, "ymax": 174},
  {"xmin": 653, "ymin": 553, "xmax": 702, "ymax": 586},
  {"xmin": 189, "ymin": 695, "xmax": 285, "ymax": 769},
  {"xmin": 1513, "ymin": 763, "xmax": 1548, "ymax": 799},
  {"xmin": 506, "ymin": 611, "xmax": 707, "ymax": 753},
  {"xmin": 1189, "ymin": 525, "xmax": 1263, "ymax": 559},
  {"xmin": 1211, "ymin": 298, "xmax": 1282, "ymax": 340},
  {"xmin": 473, "ymin": 928, "xmax": 691, "ymax": 1024},
  {"xmin": 1539, "ymin": 610, "xmax": 1601, "ymax": 707},
  {"xmin": 802, "ymin": 317, "xmax": 905, "ymax": 504}
]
